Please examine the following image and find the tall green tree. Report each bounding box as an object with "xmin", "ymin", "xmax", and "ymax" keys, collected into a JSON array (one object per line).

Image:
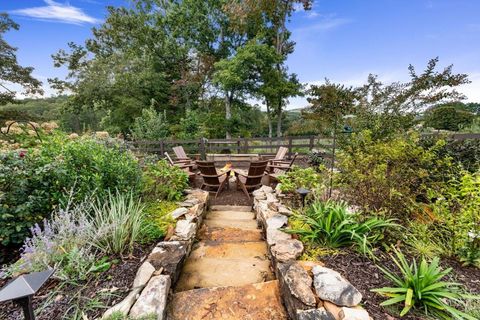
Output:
[{"xmin": 0, "ymin": 14, "xmax": 43, "ymax": 105}]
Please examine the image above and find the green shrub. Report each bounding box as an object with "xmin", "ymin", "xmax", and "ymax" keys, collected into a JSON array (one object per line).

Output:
[
  {"xmin": 424, "ymin": 105, "xmax": 475, "ymax": 131},
  {"xmin": 140, "ymin": 200, "xmax": 177, "ymax": 243},
  {"xmin": 278, "ymin": 166, "xmax": 327, "ymax": 195},
  {"xmin": 90, "ymin": 192, "xmax": 145, "ymax": 256},
  {"xmin": 142, "ymin": 159, "xmax": 188, "ymax": 201},
  {"xmin": 372, "ymin": 247, "xmax": 478, "ymax": 319},
  {"xmin": 0, "ymin": 134, "xmax": 141, "ymax": 246},
  {"xmin": 286, "ymin": 200, "xmax": 397, "ymax": 256},
  {"xmin": 337, "ymin": 130, "xmax": 455, "ymax": 217}
]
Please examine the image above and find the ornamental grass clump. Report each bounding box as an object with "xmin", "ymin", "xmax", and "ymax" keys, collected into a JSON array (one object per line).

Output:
[
  {"xmin": 90, "ymin": 191, "xmax": 145, "ymax": 256},
  {"xmin": 372, "ymin": 247, "xmax": 479, "ymax": 319},
  {"xmin": 286, "ymin": 200, "xmax": 398, "ymax": 256}
]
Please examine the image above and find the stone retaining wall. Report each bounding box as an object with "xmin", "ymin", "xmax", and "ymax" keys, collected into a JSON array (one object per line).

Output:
[
  {"xmin": 102, "ymin": 189, "xmax": 209, "ymax": 319},
  {"xmin": 253, "ymin": 186, "xmax": 372, "ymax": 320}
]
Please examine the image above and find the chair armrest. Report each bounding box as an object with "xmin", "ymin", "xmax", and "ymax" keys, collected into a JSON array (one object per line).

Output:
[{"xmin": 268, "ymin": 164, "xmax": 290, "ymax": 169}]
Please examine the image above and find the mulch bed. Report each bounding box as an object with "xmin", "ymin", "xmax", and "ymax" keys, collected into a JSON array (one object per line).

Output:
[
  {"xmin": 0, "ymin": 244, "xmax": 155, "ymax": 320},
  {"xmin": 321, "ymin": 249, "xmax": 480, "ymax": 320}
]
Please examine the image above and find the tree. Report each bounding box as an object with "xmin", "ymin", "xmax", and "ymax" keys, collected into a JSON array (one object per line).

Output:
[
  {"xmin": 0, "ymin": 14, "xmax": 43, "ymax": 105},
  {"xmin": 424, "ymin": 104, "xmax": 474, "ymax": 131}
]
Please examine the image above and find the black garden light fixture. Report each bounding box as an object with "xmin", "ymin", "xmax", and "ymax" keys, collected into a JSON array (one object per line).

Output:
[
  {"xmin": 0, "ymin": 269, "xmax": 54, "ymax": 320},
  {"xmin": 296, "ymin": 187, "xmax": 311, "ymax": 207}
]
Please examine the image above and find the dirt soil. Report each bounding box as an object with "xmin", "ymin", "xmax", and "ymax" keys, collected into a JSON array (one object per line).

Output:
[
  {"xmin": 0, "ymin": 244, "xmax": 154, "ymax": 320},
  {"xmin": 321, "ymin": 250, "xmax": 480, "ymax": 320}
]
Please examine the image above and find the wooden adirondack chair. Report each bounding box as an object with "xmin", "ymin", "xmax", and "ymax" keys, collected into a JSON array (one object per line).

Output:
[
  {"xmin": 263, "ymin": 146, "xmax": 288, "ymax": 165},
  {"xmin": 164, "ymin": 152, "xmax": 196, "ymax": 181},
  {"xmin": 267, "ymin": 153, "xmax": 298, "ymax": 184},
  {"xmin": 197, "ymin": 161, "xmax": 230, "ymax": 199},
  {"xmin": 234, "ymin": 160, "xmax": 269, "ymax": 200},
  {"xmin": 172, "ymin": 146, "xmax": 197, "ymax": 170}
]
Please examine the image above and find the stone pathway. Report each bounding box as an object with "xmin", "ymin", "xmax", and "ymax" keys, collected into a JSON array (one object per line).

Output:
[{"xmin": 167, "ymin": 205, "xmax": 288, "ymax": 320}]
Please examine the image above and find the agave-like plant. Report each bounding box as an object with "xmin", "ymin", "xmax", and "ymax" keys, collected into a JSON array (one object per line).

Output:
[
  {"xmin": 286, "ymin": 200, "xmax": 397, "ymax": 255},
  {"xmin": 372, "ymin": 247, "xmax": 479, "ymax": 319}
]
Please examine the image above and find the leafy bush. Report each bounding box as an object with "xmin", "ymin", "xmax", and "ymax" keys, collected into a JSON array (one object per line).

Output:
[
  {"xmin": 278, "ymin": 166, "xmax": 327, "ymax": 195},
  {"xmin": 420, "ymin": 135, "xmax": 480, "ymax": 173},
  {"xmin": 286, "ymin": 200, "xmax": 397, "ymax": 256},
  {"xmin": 426, "ymin": 170, "xmax": 480, "ymax": 266},
  {"xmin": 142, "ymin": 159, "xmax": 188, "ymax": 201},
  {"xmin": 0, "ymin": 134, "xmax": 141, "ymax": 246},
  {"xmin": 424, "ymin": 105, "xmax": 475, "ymax": 131},
  {"xmin": 372, "ymin": 247, "xmax": 478, "ymax": 319},
  {"xmin": 337, "ymin": 130, "xmax": 455, "ymax": 217},
  {"xmin": 140, "ymin": 200, "xmax": 177, "ymax": 244},
  {"xmin": 90, "ymin": 192, "xmax": 145, "ymax": 256},
  {"xmin": 131, "ymin": 106, "xmax": 170, "ymax": 140}
]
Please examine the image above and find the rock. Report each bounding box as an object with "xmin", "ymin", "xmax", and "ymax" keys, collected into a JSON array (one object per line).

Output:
[
  {"xmin": 297, "ymin": 308, "xmax": 336, "ymax": 320},
  {"xmin": 266, "ymin": 214, "xmax": 288, "ymax": 230},
  {"xmin": 268, "ymin": 200, "xmax": 280, "ymax": 211},
  {"xmin": 177, "ymin": 201, "xmax": 194, "ymax": 208},
  {"xmin": 278, "ymin": 205, "xmax": 293, "ymax": 216},
  {"xmin": 266, "ymin": 227, "xmax": 291, "ymax": 246},
  {"xmin": 323, "ymin": 301, "xmax": 342, "ymax": 320},
  {"xmin": 129, "ymin": 275, "xmax": 170, "ymax": 318},
  {"xmin": 132, "ymin": 261, "xmax": 155, "ymax": 288},
  {"xmin": 271, "ymin": 239, "xmax": 304, "ymax": 262},
  {"xmin": 102, "ymin": 287, "xmax": 141, "ymax": 318},
  {"xmin": 312, "ymin": 266, "xmax": 362, "ymax": 307},
  {"xmin": 252, "ymin": 189, "xmax": 266, "ymax": 198},
  {"xmin": 184, "ymin": 197, "xmax": 200, "ymax": 205},
  {"xmin": 173, "ymin": 220, "xmax": 196, "ymax": 240},
  {"xmin": 266, "ymin": 192, "xmax": 278, "ymax": 203},
  {"xmin": 170, "ymin": 207, "xmax": 188, "ymax": 219},
  {"xmin": 148, "ymin": 241, "xmax": 189, "ymax": 284},
  {"xmin": 298, "ymin": 261, "xmax": 325, "ymax": 276},
  {"xmin": 277, "ymin": 262, "xmax": 317, "ymax": 320},
  {"xmin": 339, "ymin": 307, "xmax": 370, "ymax": 320},
  {"xmin": 260, "ymin": 185, "xmax": 274, "ymax": 193}
]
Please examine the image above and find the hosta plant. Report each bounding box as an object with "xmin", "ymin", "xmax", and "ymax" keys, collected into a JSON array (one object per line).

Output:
[
  {"xmin": 372, "ymin": 247, "xmax": 479, "ymax": 319},
  {"xmin": 286, "ymin": 200, "xmax": 397, "ymax": 256}
]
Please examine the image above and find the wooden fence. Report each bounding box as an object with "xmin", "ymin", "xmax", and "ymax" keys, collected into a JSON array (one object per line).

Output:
[
  {"xmin": 126, "ymin": 135, "xmax": 334, "ymax": 159},
  {"xmin": 125, "ymin": 132, "xmax": 480, "ymax": 160}
]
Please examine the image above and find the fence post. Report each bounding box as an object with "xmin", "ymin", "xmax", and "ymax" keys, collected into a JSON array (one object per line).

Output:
[
  {"xmin": 309, "ymin": 136, "xmax": 314, "ymax": 151},
  {"xmin": 237, "ymin": 137, "xmax": 241, "ymax": 154},
  {"xmin": 288, "ymin": 136, "xmax": 293, "ymax": 159},
  {"xmin": 244, "ymin": 138, "xmax": 249, "ymax": 154},
  {"xmin": 159, "ymin": 140, "xmax": 164, "ymax": 157},
  {"xmin": 199, "ymin": 137, "xmax": 206, "ymax": 160}
]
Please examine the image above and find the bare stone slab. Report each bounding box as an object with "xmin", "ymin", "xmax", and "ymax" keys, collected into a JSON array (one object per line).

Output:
[
  {"xmin": 173, "ymin": 220, "xmax": 196, "ymax": 240},
  {"xmin": 102, "ymin": 287, "xmax": 141, "ymax": 318},
  {"xmin": 266, "ymin": 214, "xmax": 288, "ymax": 230},
  {"xmin": 170, "ymin": 207, "xmax": 188, "ymax": 219},
  {"xmin": 129, "ymin": 275, "xmax": 170, "ymax": 318},
  {"xmin": 266, "ymin": 227, "xmax": 292, "ymax": 246},
  {"xmin": 277, "ymin": 262, "xmax": 317, "ymax": 320},
  {"xmin": 132, "ymin": 261, "xmax": 155, "ymax": 288},
  {"xmin": 339, "ymin": 307, "xmax": 370, "ymax": 320},
  {"xmin": 147, "ymin": 241, "xmax": 189, "ymax": 284},
  {"xmin": 271, "ymin": 239, "xmax": 304, "ymax": 263},
  {"xmin": 312, "ymin": 266, "xmax": 362, "ymax": 307},
  {"xmin": 297, "ymin": 308, "xmax": 336, "ymax": 320}
]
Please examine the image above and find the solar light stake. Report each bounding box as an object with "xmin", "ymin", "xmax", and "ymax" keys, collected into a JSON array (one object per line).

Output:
[
  {"xmin": 296, "ymin": 187, "xmax": 310, "ymax": 207},
  {"xmin": 0, "ymin": 269, "xmax": 54, "ymax": 320}
]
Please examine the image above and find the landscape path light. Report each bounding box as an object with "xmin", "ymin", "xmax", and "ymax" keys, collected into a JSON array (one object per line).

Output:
[
  {"xmin": 296, "ymin": 187, "xmax": 311, "ymax": 207},
  {"xmin": 0, "ymin": 269, "xmax": 54, "ymax": 320}
]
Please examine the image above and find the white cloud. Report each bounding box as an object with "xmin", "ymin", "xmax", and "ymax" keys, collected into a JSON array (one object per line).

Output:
[
  {"xmin": 295, "ymin": 16, "xmax": 351, "ymax": 33},
  {"xmin": 11, "ymin": 0, "xmax": 101, "ymax": 25},
  {"xmin": 459, "ymin": 72, "xmax": 480, "ymax": 102}
]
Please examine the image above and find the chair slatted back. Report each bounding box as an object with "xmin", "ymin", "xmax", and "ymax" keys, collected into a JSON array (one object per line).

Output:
[
  {"xmin": 274, "ymin": 147, "xmax": 288, "ymax": 161},
  {"xmin": 273, "ymin": 153, "xmax": 298, "ymax": 175},
  {"xmin": 173, "ymin": 146, "xmax": 188, "ymax": 160},
  {"xmin": 245, "ymin": 160, "xmax": 268, "ymax": 188},
  {"xmin": 164, "ymin": 152, "xmax": 175, "ymax": 165},
  {"xmin": 196, "ymin": 161, "xmax": 221, "ymax": 187}
]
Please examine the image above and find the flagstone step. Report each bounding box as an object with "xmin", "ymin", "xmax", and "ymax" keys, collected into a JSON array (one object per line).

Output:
[
  {"xmin": 188, "ymin": 241, "xmax": 268, "ymax": 260},
  {"xmin": 210, "ymin": 205, "xmax": 252, "ymax": 212},
  {"xmin": 203, "ymin": 218, "xmax": 258, "ymax": 230},
  {"xmin": 175, "ymin": 257, "xmax": 274, "ymax": 291},
  {"xmin": 168, "ymin": 280, "xmax": 288, "ymax": 320},
  {"xmin": 198, "ymin": 225, "xmax": 263, "ymax": 242},
  {"xmin": 206, "ymin": 210, "xmax": 255, "ymax": 220}
]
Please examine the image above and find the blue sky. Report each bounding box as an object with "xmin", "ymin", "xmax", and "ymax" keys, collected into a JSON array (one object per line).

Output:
[{"xmin": 2, "ymin": 0, "xmax": 480, "ymax": 109}]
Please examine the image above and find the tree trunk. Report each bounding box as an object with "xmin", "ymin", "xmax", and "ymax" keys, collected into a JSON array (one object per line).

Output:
[
  {"xmin": 266, "ymin": 101, "xmax": 273, "ymax": 138},
  {"xmin": 225, "ymin": 91, "xmax": 232, "ymax": 139},
  {"xmin": 276, "ymin": 101, "xmax": 283, "ymax": 137}
]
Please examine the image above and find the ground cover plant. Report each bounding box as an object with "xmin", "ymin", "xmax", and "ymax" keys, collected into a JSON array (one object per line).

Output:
[{"xmin": 372, "ymin": 247, "xmax": 479, "ymax": 320}]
